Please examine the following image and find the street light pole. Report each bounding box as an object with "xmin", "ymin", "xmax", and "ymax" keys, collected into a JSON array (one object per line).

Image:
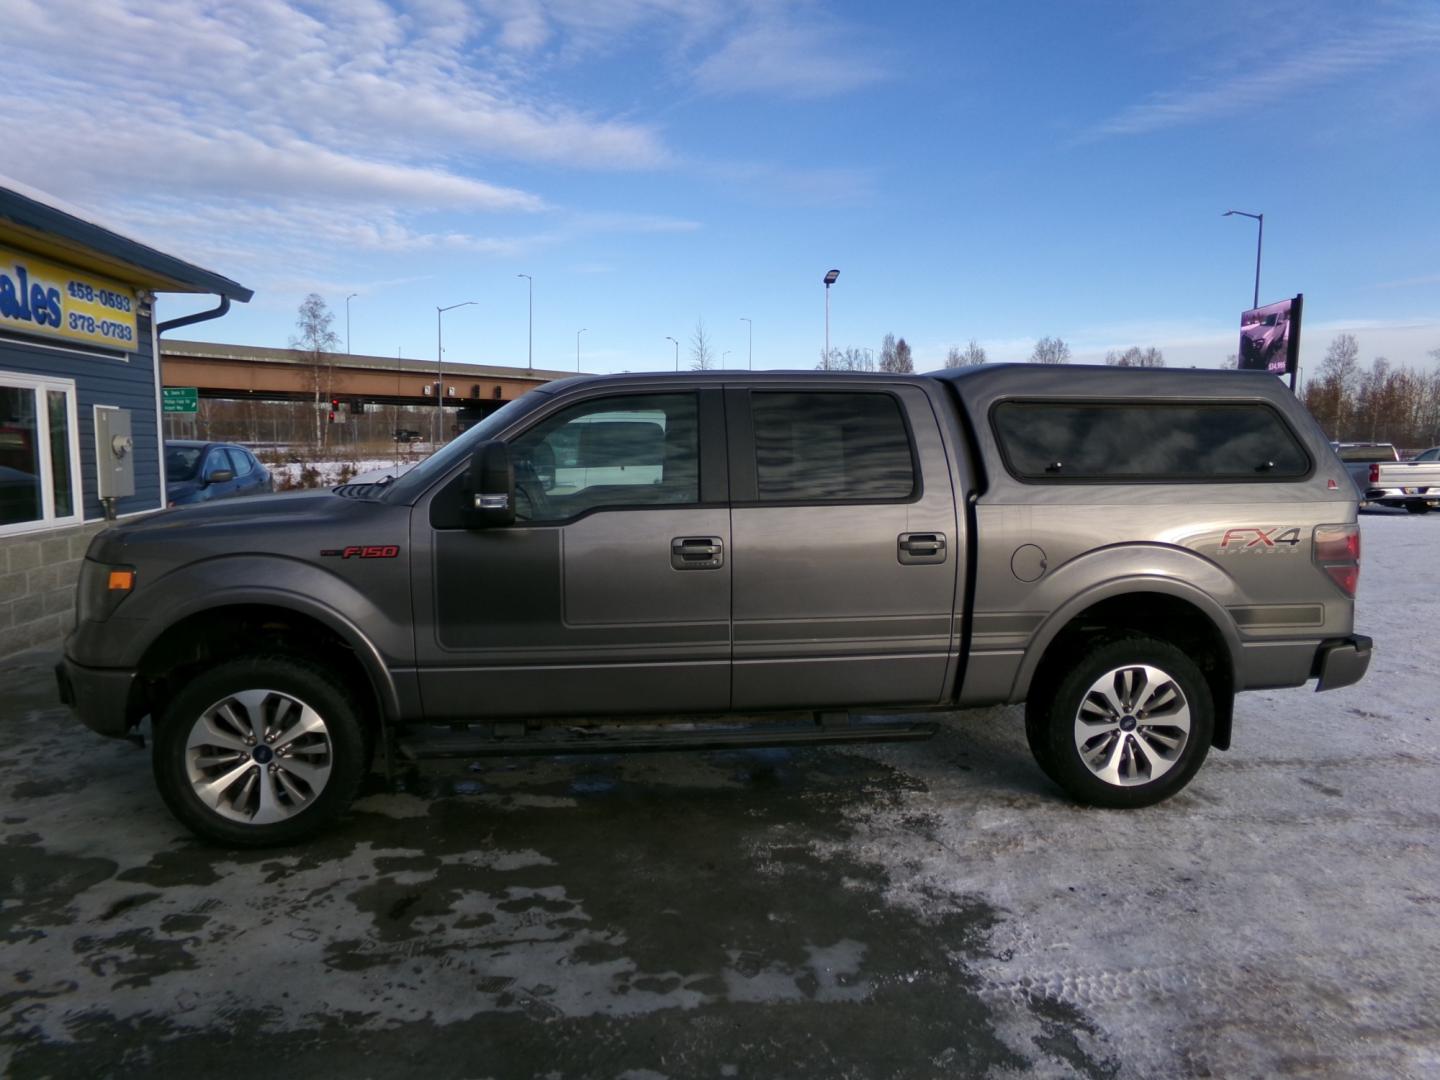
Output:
[
  {"xmin": 722, "ymin": 350, "xmax": 731, "ymax": 369},
  {"xmin": 740, "ymin": 317, "xmax": 752, "ymax": 369},
  {"xmin": 823, "ymin": 269, "xmax": 840, "ymax": 363},
  {"xmin": 345, "ymin": 293, "xmax": 358, "ymax": 354},
  {"xmin": 665, "ymin": 335, "xmax": 679, "ymax": 371},
  {"xmin": 436, "ymin": 300, "xmax": 477, "ymax": 444},
  {"xmin": 517, "ymin": 274, "xmax": 532, "ymax": 372},
  {"xmin": 1223, "ymin": 210, "xmax": 1263, "ymax": 308},
  {"xmin": 576, "ymin": 328, "xmax": 587, "ymax": 373}
]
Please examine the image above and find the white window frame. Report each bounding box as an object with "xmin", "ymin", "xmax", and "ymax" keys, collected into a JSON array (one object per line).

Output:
[{"xmin": 0, "ymin": 370, "xmax": 83, "ymax": 537}]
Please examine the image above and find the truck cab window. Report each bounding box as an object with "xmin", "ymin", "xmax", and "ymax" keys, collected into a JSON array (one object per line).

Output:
[{"xmin": 509, "ymin": 393, "xmax": 699, "ymax": 522}]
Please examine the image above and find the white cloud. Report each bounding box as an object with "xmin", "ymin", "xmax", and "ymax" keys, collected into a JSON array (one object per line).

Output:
[
  {"xmin": 693, "ymin": 17, "xmax": 889, "ymax": 98},
  {"xmin": 1082, "ymin": 13, "xmax": 1440, "ymax": 140}
]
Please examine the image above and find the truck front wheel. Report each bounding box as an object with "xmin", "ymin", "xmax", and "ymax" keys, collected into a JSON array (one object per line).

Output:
[
  {"xmin": 152, "ymin": 655, "xmax": 369, "ymax": 847},
  {"xmin": 1025, "ymin": 636, "xmax": 1214, "ymax": 808}
]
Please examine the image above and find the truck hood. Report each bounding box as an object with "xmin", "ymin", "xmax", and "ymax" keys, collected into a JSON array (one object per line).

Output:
[{"xmin": 89, "ymin": 490, "xmax": 386, "ymax": 563}]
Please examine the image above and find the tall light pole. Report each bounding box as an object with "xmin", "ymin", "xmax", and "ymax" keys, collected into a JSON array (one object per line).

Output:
[
  {"xmin": 740, "ymin": 317, "xmax": 752, "ymax": 369},
  {"xmin": 345, "ymin": 293, "xmax": 358, "ymax": 354},
  {"xmin": 722, "ymin": 350, "xmax": 731, "ymax": 369},
  {"xmin": 823, "ymin": 269, "xmax": 840, "ymax": 363},
  {"xmin": 1223, "ymin": 210, "xmax": 1263, "ymax": 308},
  {"xmin": 516, "ymin": 274, "xmax": 533, "ymax": 372},
  {"xmin": 436, "ymin": 301, "xmax": 477, "ymax": 444},
  {"xmin": 576, "ymin": 327, "xmax": 587, "ymax": 373},
  {"xmin": 665, "ymin": 335, "xmax": 679, "ymax": 371}
]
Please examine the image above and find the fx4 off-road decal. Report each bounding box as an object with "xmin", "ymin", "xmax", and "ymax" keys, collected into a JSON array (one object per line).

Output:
[
  {"xmin": 1219, "ymin": 527, "xmax": 1302, "ymax": 554},
  {"xmin": 320, "ymin": 545, "xmax": 400, "ymax": 559}
]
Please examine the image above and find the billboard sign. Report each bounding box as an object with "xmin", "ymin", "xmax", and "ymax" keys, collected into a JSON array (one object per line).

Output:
[{"xmin": 1239, "ymin": 294, "xmax": 1303, "ymax": 376}]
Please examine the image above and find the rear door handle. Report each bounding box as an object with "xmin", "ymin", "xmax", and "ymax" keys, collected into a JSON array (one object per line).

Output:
[
  {"xmin": 672, "ymin": 536, "xmax": 724, "ymax": 570},
  {"xmin": 898, "ymin": 532, "xmax": 946, "ymax": 565}
]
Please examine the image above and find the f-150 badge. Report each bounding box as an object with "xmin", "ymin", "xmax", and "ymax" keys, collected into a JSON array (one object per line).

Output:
[{"xmin": 320, "ymin": 545, "xmax": 400, "ymax": 558}]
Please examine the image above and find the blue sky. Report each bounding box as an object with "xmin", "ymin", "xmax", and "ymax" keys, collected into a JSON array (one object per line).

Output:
[{"xmin": 5, "ymin": 0, "xmax": 1438, "ymax": 377}]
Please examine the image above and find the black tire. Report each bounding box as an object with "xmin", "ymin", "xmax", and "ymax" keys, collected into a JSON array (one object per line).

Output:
[
  {"xmin": 1025, "ymin": 635, "xmax": 1214, "ymax": 809},
  {"xmin": 152, "ymin": 655, "xmax": 370, "ymax": 847},
  {"xmin": 1404, "ymin": 502, "xmax": 1430, "ymax": 514}
]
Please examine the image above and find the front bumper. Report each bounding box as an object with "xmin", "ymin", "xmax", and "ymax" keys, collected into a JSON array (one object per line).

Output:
[
  {"xmin": 1314, "ymin": 635, "xmax": 1373, "ymax": 692},
  {"xmin": 55, "ymin": 656, "xmax": 142, "ymax": 738}
]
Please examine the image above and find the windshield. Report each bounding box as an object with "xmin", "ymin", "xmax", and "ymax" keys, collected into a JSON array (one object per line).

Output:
[
  {"xmin": 381, "ymin": 395, "xmax": 539, "ymax": 502},
  {"xmin": 166, "ymin": 446, "xmax": 204, "ymax": 481}
]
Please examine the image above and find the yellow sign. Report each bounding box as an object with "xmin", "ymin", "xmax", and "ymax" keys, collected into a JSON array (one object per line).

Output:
[{"xmin": 0, "ymin": 247, "xmax": 139, "ymax": 352}]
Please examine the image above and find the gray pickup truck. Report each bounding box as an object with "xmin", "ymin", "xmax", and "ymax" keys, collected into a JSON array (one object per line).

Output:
[{"xmin": 57, "ymin": 365, "xmax": 1372, "ymax": 846}]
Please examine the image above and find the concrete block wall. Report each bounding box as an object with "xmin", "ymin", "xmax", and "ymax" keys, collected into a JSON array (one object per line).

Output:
[{"xmin": 0, "ymin": 523, "xmax": 110, "ymax": 659}]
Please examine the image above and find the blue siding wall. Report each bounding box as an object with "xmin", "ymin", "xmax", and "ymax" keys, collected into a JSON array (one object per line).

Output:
[{"xmin": 0, "ymin": 314, "xmax": 162, "ymax": 521}]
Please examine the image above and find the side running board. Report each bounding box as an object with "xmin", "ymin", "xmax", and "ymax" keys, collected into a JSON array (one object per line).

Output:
[{"xmin": 396, "ymin": 714, "xmax": 937, "ymax": 762}]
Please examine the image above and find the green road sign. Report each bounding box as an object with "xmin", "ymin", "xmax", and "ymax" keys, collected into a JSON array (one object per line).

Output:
[{"xmin": 162, "ymin": 387, "xmax": 199, "ymax": 413}]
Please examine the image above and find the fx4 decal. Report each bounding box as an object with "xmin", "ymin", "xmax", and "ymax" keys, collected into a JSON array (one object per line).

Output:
[
  {"xmin": 1219, "ymin": 527, "xmax": 1302, "ymax": 553},
  {"xmin": 320, "ymin": 545, "xmax": 401, "ymax": 559}
]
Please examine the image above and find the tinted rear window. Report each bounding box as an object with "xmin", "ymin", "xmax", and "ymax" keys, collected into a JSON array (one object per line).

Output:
[
  {"xmin": 751, "ymin": 391, "xmax": 915, "ymax": 502},
  {"xmin": 992, "ymin": 401, "xmax": 1310, "ymax": 481}
]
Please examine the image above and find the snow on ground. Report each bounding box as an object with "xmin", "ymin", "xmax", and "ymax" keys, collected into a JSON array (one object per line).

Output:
[
  {"xmin": 267, "ymin": 455, "xmax": 422, "ymax": 488},
  {"xmin": 826, "ymin": 508, "xmax": 1440, "ymax": 1077}
]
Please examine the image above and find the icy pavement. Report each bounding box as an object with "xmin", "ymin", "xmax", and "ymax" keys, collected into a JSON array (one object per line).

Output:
[{"xmin": 1, "ymin": 512, "xmax": 1436, "ymax": 1077}]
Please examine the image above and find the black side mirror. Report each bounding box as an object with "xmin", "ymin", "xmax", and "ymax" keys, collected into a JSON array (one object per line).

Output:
[
  {"xmin": 205, "ymin": 469, "xmax": 235, "ymax": 485},
  {"xmin": 466, "ymin": 440, "xmax": 514, "ymax": 527}
]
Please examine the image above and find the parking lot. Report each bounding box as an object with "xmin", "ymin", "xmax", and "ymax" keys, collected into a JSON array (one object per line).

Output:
[{"xmin": 2, "ymin": 511, "xmax": 1437, "ymax": 1078}]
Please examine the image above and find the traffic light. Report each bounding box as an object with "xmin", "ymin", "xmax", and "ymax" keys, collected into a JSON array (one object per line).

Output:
[{"xmin": 328, "ymin": 397, "xmax": 339, "ymax": 424}]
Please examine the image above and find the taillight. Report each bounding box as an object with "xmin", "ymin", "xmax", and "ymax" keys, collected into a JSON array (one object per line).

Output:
[
  {"xmin": 1313, "ymin": 523, "xmax": 1361, "ymax": 597},
  {"xmin": 1368, "ymin": 463, "xmax": 1380, "ymax": 485}
]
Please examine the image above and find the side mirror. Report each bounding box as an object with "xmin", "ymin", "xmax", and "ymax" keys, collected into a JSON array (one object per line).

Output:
[
  {"xmin": 466, "ymin": 440, "xmax": 514, "ymax": 527},
  {"xmin": 205, "ymin": 469, "xmax": 235, "ymax": 485}
]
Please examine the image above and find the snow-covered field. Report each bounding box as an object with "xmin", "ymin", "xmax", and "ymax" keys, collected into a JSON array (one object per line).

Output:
[{"xmin": 267, "ymin": 454, "xmax": 421, "ymax": 488}]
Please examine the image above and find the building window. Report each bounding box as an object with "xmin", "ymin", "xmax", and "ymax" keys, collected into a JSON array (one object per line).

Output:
[{"xmin": 0, "ymin": 373, "xmax": 82, "ymax": 535}]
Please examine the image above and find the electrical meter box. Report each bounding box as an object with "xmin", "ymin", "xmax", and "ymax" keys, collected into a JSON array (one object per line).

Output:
[{"xmin": 94, "ymin": 407, "xmax": 135, "ymax": 500}]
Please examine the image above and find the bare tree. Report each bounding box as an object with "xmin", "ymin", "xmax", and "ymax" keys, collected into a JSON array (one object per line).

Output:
[
  {"xmin": 290, "ymin": 293, "xmax": 340, "ymax": 448},
  {"xmin": 1105, "ymin": 346, "xmax": 1165, "ymax": 368},
  {"xmin": 1304, "ymin": 333, "xmax": 1361, "ymax": 438},
  {"xmin": 946, "ymin": 339, "xmax": 987, "ymax": 367},
  {"xmin": 816, "ymin": 347, "xmax": 875, "ymax": 371},
  {"xmin": 1029, "ymin": 336, "xmax": 1071, "ymax": 364},
  {"xmin": 879, "ymin": 333, "xmax": 897, "ymax": 372},
  {"xmin": 880, "ymin": 334, "xmax": 913, "ymax": 373},
  {"xmin": 690, "ymin": 318, "xmax": 716, "ymax": 370},
  {"xmin": 1219, "ymin": 353, "xmax": 1239, "ymax": 370}
]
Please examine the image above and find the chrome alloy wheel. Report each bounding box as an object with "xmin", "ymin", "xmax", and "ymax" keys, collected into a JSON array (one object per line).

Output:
[
  {"xmin": 1072, "ymin": 664, "xmax": 1191, "ymax": 787},
  {"xmin": 183, "ymin": 689, "xmax": 334, "ymax": 824}
]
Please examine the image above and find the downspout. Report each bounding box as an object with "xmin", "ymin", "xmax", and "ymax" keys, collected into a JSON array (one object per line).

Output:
[{"xmin": 154, "ymin": 294, "xmax": 231, "ymax": 505}]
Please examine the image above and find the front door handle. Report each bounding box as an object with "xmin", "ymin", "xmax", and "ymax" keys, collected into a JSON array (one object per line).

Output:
[
  {"xmin": 898, "ymin": 532, "xmax": 947, "ymax": 565},
  {"xmin": 672, "ymin": 536, "xmax": 724, "ymax": 570}
]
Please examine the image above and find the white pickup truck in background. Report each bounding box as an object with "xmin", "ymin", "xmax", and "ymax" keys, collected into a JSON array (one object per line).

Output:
[{"xmin": 1338, "ymin": 443, "xmax": 1440, "ymax": 513}]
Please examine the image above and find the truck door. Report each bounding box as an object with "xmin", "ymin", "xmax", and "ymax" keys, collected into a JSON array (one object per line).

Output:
[
  {"xmin": 412, "ymin": 387, "xmax": 731, "ymax": 721},
  {"xmin": 725, "ymin": 383, "xmax": 960, "ymax": 709}
]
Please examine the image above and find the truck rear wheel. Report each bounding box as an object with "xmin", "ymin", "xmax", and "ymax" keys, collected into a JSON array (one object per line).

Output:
[
  {"xmin": 152, "ymin": 655, "xmax": 369, "ymax": 847},
  {"xmin": 1025, "ymin": 636, "xmax": 1213, "ymax": 808}
]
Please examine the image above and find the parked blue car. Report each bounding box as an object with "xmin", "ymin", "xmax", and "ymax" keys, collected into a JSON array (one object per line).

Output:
[{"xmin": 165, "ymin": 441, "xmax": 272, "ymax": 507}]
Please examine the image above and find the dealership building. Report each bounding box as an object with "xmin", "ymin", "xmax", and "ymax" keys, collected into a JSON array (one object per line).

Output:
[{"xmin": 0, "ymin": 179, "xmax": 251, "ymax": 659}]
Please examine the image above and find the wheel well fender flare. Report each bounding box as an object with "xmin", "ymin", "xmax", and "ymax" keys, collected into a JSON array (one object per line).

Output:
[
  {"xmin": 135, "ymin": 587, "xmax": 402, "ymax": 727},
  {"xmin": 1012, "ymin": 574, "xmax": 1243, "ymax": 706}
]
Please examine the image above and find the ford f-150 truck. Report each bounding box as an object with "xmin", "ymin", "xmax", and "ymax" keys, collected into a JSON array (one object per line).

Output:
[{"xmin": 57, "ymin": 365, "xmax": 1372, "ymax": 846}]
